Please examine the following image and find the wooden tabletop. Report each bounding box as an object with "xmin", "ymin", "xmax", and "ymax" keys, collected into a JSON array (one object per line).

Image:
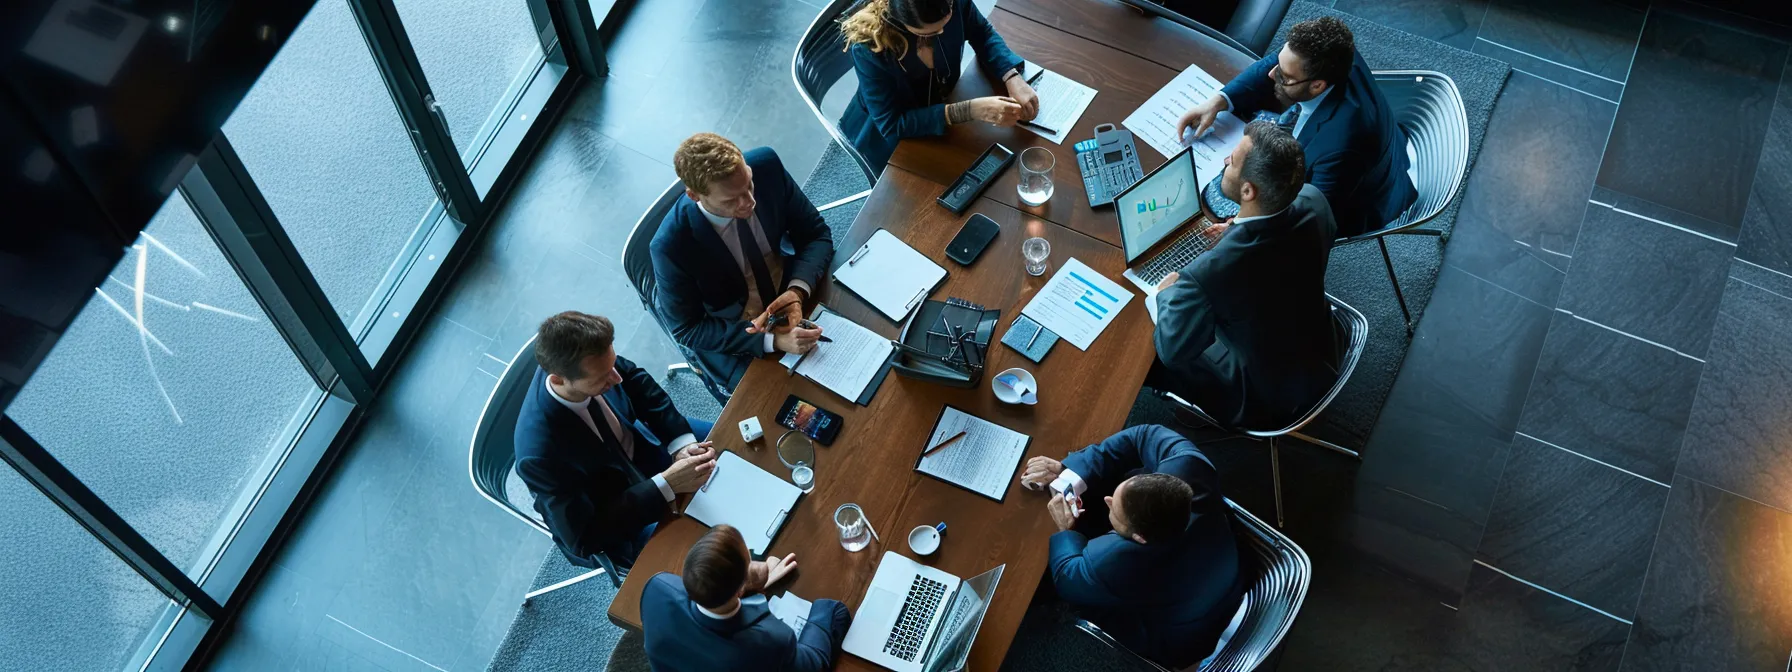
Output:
[
  {"xmin": 607, "ymin": 1, "xmax": 1253, "ymax": 668},
  {"xmin": 887, "ymin": 3, "xmax": 1255, "ymax": 248}
]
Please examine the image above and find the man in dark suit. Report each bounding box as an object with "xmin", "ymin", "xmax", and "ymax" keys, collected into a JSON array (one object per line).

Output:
[
  {"xmin": 1020, "ymin": 425, "xmax": 1245, "ymax": 669},
  {"xmin": 1178, "ymin": 16, "xmax": 1414, "ymax": 238},
  {"xmin": 642, "ymin": 524, "xmax": 852, "ymax": 672},
  {"xmin": 1151, "ymin": 121, "xmax": 1341, "ymax": 430},
  {"xmin": 514, "ymin": 311, "xmax": 720, "ymax": 571},
  {"xmin": 651, "ymin": 133, "xmax": 835, "ymax": 391}
]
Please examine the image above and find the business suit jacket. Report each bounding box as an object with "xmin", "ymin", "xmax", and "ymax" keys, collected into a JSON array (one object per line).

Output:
[
  {"xmin": 1050, "ymin": 425, "xmax": 1245, "ymax": 669},
  {"xmin": 651, "ymin": 147, "xmax": 833, "ymax": 389},
  {"xmin": 513, "ymin": 357, "xmax": 693, "ymax": 568},
  {"xmin": 1222, "ymin": 50, "xmax": 1415, "ymax": 238},
  {"xmin": 641, "ymin": 573, "xmax": 852, "ymax": 672},
  {"xmin": 840, "ymin": 1, "xmax": 1025, "ymax": 172},
  {"xmin": 1153, "ymin": 184, "xmax": 1341, "ymax": 430}
]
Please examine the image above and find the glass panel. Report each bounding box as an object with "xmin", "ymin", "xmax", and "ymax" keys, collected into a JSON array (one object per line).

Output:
[
  {"xmin": 222, "ymin": 0, "xmax": 439, "ymax": 331},
  {"xmin": 391, "ymin": 0, "xmax": 544, "ymax": 165},
  {"xmin": 0, "ymin": 464, "xmax": 182, "ymax": 671},
  {"xmin": 8, "ymin": 195, "xmax": 318, "ymax": 580}
]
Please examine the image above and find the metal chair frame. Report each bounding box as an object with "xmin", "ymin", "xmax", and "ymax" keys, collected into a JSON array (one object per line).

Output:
[
  {"xmin": 1335, "ymin": 71, "xmax": 1471, "ymax": 333},
  {"xmin": 1116, "ymin": 0, "xmax": 1262, "ymax": 58},
  {"xmin": 792, "ymin": 0, "xmax": 878, "ymax": 210},
  {"xmin": 1075, "ymin": 498, "xmax": 1311, "ymax": 672},
  {"xmin": 1162, "ymin": 293, "xmax": 1369, "ymax": 527},
  {"xmin": 620, "ymin": 179, "xmax": 733, "ymax": 404},
  {"xmin": 468, "ymin": 334, "xmax": 622, "ymax": 602}
]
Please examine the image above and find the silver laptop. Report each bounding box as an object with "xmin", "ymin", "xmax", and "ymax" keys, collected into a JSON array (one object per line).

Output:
[
  {"xmin": 842, "ymin": 551, "xmax": 1005, "ymax": 672},
  {"xmin": 1116, "ymin": 146, "xmax": 1214, "ymax": 322}
]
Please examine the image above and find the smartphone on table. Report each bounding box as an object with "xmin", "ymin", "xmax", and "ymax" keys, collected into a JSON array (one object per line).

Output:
[{"xmin": 776, "ymin": 395, "xmax": 844, "ymax": 445}]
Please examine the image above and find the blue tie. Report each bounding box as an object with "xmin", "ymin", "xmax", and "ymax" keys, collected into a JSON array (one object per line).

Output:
[{"xmin": 1253, "ymin": 105, "xmax": 1301, "ymax": 133}]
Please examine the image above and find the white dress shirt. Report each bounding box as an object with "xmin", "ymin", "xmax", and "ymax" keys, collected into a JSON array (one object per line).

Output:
[
  {"xmin": 697, "ymin": 201, "xmax": 812, "ymax": 355},
  {"xmin": 695, "ymin": 593, "xmax": 765, "ymax": 620},
  {"xmin": 544, "ymin": 379, "xmax": 698, "ymax": 502}
]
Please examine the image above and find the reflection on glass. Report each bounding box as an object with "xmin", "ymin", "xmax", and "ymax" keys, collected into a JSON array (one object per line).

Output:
[
  {"xmin": 391, "ymin": 0, "xmax": 544, "ymax": 164},
  {"xmin": 9, "ymin": 196, "xmax": 318, "ymax": 579},
  {"xmin": 223, "ymin": 0, "xmax": 438, "ymax": 329},
  {"xmin": 0, "ymin": 465, "xmax": 178, "ymax": 671}
]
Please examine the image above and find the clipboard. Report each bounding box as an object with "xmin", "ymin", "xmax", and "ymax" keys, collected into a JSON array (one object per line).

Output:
[
  {"xmin": 913, "ymin": 405, "xmax": 1031, "ymax": 502},
  {"xmin": 683, "ymin": 450, "xmax": 804, "ymax": 555},
  {"xmin": 832, "ymin": 229, "xmax": 949, "ymax": 323}
]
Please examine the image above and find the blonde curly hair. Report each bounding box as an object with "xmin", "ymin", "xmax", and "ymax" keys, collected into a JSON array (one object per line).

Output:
[{"xmin": 673, "ymin": 133, "xmax": 744, "ymax": 195}]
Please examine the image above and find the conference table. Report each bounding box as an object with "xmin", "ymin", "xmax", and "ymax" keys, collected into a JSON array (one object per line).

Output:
[{"xmin": 607, "ymin": 1, "xmax": 1254, "ymax": 669}]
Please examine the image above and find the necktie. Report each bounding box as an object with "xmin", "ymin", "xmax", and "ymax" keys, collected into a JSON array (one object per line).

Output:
[
  {"xmin": 734, "ymin": 218, "xmax": 779, "ymax": 311},
  {"xmin": 1253, "ymin": 105, "xmax": 1301, "ymax": 133},
  {"xmin": 585, "ymin": 397, "xmax": 630, "ymax": 462}
]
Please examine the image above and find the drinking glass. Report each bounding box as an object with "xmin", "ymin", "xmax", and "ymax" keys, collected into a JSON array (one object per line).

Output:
[
  {"xmin": 1017, "ymin": 147, "xmax": 1055, "ymax": 206},
  {"xmin": 834, "ymin": 503, "xmax": 873, "ymax": 552},
  {"xmin": 1022, "ymin": 237, "xmax": 1051, "ymax": 276}
]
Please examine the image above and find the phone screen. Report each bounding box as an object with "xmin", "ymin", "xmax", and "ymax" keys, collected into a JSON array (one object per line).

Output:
[{"xmin": 778, "ymin": 396, "xmax": 841, "ymax": 444}]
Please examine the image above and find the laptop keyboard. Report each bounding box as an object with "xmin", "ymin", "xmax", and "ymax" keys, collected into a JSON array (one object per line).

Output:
[
  {"xmin": 1135, "ymin": 225, "xmax": 1215, "ymax": 286},
  {"xmin": 883, "ymin": 575, "xmax": 948, "ymax": 661}
]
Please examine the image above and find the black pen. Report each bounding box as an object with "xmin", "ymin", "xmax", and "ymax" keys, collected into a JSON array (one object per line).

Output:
[
  {"xmin": 1020, "ymin": 69, "xmax": 1056, "ymax": 134},
  {"xmin": 800, "ymin": 320, "xmax": 834, "ymax": 343}
]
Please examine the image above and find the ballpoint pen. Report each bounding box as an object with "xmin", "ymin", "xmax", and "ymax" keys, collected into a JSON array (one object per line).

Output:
[{"xmin": 922, "ymin": 430, "xmax": 967, "ymax": 457}]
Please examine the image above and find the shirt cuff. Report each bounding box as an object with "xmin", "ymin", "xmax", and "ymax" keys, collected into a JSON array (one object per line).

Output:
[
  {"xmin": 763, "ymin": 332, "xmax": 776, "ymax": 354},
  {"xmin": 666, "ymin": 433, "xmax": 699, "ymax": 452},
  {"xmin": 787, "ymin": 279, "xmax": 812, "ymax": 297},
  {"xmin": 652, "ymin": 473, "xmax": 675, "ymax": 502},
  {"xmin": 1051, "ymin": 469, "xmax": 1088, "ymax": 497},
  {"xmin": 1218, "ymin": 91, "xmax": 1234, "ymax": 113}
]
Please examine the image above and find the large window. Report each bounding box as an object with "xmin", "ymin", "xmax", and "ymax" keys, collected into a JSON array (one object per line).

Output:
[
  {"xmin": 9, "ymin": 196, "xmax": 319, "ymax": 580},
  {"xmin": 222, "ymin": 0, "xmax": 440, "ymax": 334},
  {"xmin": 391, "ymin": 0, "xmax": 545, "ymax": 164}
]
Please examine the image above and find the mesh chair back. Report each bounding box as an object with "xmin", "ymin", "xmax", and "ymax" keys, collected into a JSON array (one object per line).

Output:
[
  {"xmin": 793, "ymin": 0, "xmax": 879, "ymax": 186},
  {"xmin": 622, "ymin": 180, "xmax": 688, "ymax": 308},
  {"xmin": 1246, "ymin": 293, "xmax": 1367, "ymax": 438},
  {"xmin": 1113, "ymin": 0, "xmax": 1259, "ymax": 57},
  {"xmin": 1351, "ymin": 71, "xmax": 1470, "ymax": 240},
  {"xmin": 1200, "ymin": 498, "xmax": 1313, "ymax": 671},
  {"xmin": 468, "ymin": 335, "xmax": 549, "ymax": 535}
]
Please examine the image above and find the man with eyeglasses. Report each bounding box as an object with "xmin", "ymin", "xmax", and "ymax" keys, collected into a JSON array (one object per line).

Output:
[
  {"xmin": 1176, "ymin": 16, "xmax": 1414, "ymax": 238},
  {"xmin": 651, "ymin": 133, "xmax": 835, "ymax": 392}
]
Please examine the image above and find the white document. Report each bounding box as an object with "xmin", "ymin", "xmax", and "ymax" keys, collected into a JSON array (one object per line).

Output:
[
  {"xmin": 767, "ymin": 593, "xmax": 812, "ymax": 635},
  {"xmin": 683, "ymin": 451, "xmax": 803, "ymax": 555},
  {"xmin": 779, "ymin": 306, "xmax": 893, "ymax": 403},
  {"xmin": 1123, "ymin": 63, "xmax": 1247, "ymax": 181},
  {"xmin": 1021, "ymin": 258, "xmax": 1136, "ymax": 350},
  {"xmin": 1017, "ymin": 62, "xmax": 1097, "ymax": 145},
  {"xmin": 917, "ymin": 407, "xmax": 1030, "ymax": 501},
  {"xmin": 834, "ymin": 229, "xmax": 947, "ymax": 322}
]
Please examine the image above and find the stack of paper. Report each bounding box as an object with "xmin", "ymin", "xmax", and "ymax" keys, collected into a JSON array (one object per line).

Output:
[
  {"xmin": 767, "ymin": 593, "xmax": 812, "ymax": 635},
  {"xmin": 1122, "ymin": 63, "xmax": 1247, "ymax": 181},
  {"xmin": 1020, "ymin": 258, "xmax": 1136, "ymax": 350},
  {"xmin": 683, "ymin": 451, "xmax": 804, "ymax": 555},
  {"xmin": 779, "ymin": 306, "xmax": 893, "ymax": 403},
  {"xmin": 916, "ymin": 407, "xmax": 1031, "ymax": 501}
]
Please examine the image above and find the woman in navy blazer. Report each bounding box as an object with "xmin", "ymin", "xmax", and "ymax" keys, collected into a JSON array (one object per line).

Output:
[{"xmin": 838, "ymin": 0, "xmax": 1038, "ymax": 173}]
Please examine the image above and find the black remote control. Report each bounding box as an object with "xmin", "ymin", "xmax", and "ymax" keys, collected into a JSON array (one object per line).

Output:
[{"xmin": 936, "ymin": 143, "xmax": 1015, "ymax": 214}]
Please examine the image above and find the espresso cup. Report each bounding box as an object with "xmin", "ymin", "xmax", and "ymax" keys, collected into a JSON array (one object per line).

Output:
[{"xmin": 908, "ymin": 523, "xmax": 946, "ymax": 556}]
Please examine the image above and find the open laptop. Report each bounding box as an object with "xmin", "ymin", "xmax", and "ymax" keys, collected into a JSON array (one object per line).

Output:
[
  {"xmin": 842, "ymin": 551, "xmax": 1005, "ymax": 672},
  {"xmin": 1116, "ymin": 146, "xmax": 1215, "ymax": 322}
]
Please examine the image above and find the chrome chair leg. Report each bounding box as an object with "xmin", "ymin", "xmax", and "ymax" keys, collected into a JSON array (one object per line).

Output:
[
  {"xmin": 1378, "ymin": 237, "xmax": 1413, "ymax": 335},
  {"xmin": 1270, "ymin": 437, "xmax": 1285, "ymax": 529},
  {"xmin": 523, "ymin": 567, "xmax": 608, "ymax": 603},
  {"xmin": 817, "ymin": 189, "xmax": 872, "ymax": 212},
  {"xmin": 1287, "ymin": 430, "xmax": 1361, "ymax": 460},
  {"xmin": 667, "ymin": 363, "xmax": 693, "ymax": 375}
]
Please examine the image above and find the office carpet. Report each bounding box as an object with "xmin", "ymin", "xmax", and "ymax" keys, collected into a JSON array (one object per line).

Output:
[{"xmin": 803, "ymin": 141, "xmax": 874, "ymax": 252}]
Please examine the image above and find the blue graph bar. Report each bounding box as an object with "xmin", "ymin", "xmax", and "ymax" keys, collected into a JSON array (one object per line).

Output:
[
  {"xmin": 1068, "ymin": 271, "xmax": 1119, "ymax": 302},
  {"xmin": 1076, "ymin": 294, "xmax": 1108, "ymax": 315},
  {"xmin": 1075, "ymin": 299, "xmax": 1104, "ymax": 319}
]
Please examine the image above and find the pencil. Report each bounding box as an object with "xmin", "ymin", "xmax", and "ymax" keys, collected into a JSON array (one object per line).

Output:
[{"xmin": 922, "ymin": 430, "xmax": 967, "ymax": 457}]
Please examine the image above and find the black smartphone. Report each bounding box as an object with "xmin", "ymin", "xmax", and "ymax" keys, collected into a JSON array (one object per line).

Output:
[
  {"xmin": 945, "ymin": 214, "xmax": 1000, "ymax": 265},
  {"xmin": 775, "ymin": 395, "xmax": 844, "ymax": 445},
  {"xmin": 937, "ymin": 143, "xmax": 1015, "ymax": 214}
]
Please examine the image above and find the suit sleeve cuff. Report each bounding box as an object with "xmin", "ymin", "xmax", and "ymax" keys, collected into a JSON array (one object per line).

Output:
[
  {"xmin": 788, "ymin": 279, "xmax": 812, "ymax": 297},
  {"xmin": 1218, "ymin": 91, "xmax": 1234, "ymax": 114},
  {"xmin": 666, "ymin": 433, "xmax": 699, "ymax": 453},
  {"xmin": 1051, "ymin": 470, "xmax": 1088, "ymax": 497},
  {"xmin": 652, "ymin": 474, "xmax": 675, "ymax": 502}
]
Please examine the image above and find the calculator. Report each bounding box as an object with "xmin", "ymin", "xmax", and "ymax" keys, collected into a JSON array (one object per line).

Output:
[{"xmin": 1075, "ymin": 123, "xmax": 1145, "ymax": 207}]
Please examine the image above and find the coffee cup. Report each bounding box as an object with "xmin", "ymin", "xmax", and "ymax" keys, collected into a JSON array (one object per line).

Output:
[{"xmin": 908, "ymin": 522, "xmax": 946, "ymax": 556}]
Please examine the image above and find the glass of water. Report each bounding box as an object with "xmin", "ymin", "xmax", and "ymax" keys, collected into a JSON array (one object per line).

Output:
[
  {"xmin": 1022, "ymin": 237, "xmax": 1051, "ymax": 276},
  {"xmin": 1017, "ymin": 147, "xmax": 1055, "ymax": 207},
  {"xmin": 834, "ymin": 503, "xmax": 873, "ymax": 552}
]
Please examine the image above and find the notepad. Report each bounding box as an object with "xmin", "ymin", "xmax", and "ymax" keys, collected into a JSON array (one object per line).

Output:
[
  {"xmin": 683, "ymin": 451, "xmax": 804, "ymax": 555},
  {"xmin": 779, "ymin": 305, "xmax": 895, "ymax": 404},
  {"xmin": 834, "ymin": 229, "xmax": 947, "ymax": 322},
  {"xmin": 915, "ymin": 406, "xmax": 1031, "ymax": 502},
  {"xmin": 999, "ymin": 314, "xmax": 1059, "ymax": 363}
]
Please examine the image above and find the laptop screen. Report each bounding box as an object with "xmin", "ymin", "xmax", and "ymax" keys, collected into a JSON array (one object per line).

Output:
[
  {"xmin": 1115, "ymin": 147, "xmax": 1202, "ymax": 264},
  {"xmin": 922, "ymin": 565, "xmax": 1005, "ymax": 672}
]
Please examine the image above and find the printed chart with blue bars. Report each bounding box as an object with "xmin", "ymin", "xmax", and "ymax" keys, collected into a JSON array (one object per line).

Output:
[{"xmin": 1021, "ymin": 257, "xmax": 1135, "ymax": 351}]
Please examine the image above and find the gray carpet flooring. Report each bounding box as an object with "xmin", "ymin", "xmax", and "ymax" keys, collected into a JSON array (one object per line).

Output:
[{"xmin": 487, "ymin": 6, "xmax": 1513, "ymax": 666}]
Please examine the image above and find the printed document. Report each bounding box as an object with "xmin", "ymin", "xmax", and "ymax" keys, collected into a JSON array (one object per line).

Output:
[
  {"xmin": 916, "ymin": 407, "xmax": 1030, "ymax": 501},
  {"xmin": 1017, "ymin": 62, "xmax": 1097, "ymax": 145},
  {"xmin": 1021, "ymin": 258, "xmax": 1135, "ymax": 350},
  {"xmin": 1122, "ymin": 63, "xmax": 1246, "ymax": 181},
  {"xmin": 780, "ymin": 306, "xmax": 892, "ymax": 402},
  {"xmin": 768, "ymin": 593, "xmax": 812, "ymax": 635}
]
